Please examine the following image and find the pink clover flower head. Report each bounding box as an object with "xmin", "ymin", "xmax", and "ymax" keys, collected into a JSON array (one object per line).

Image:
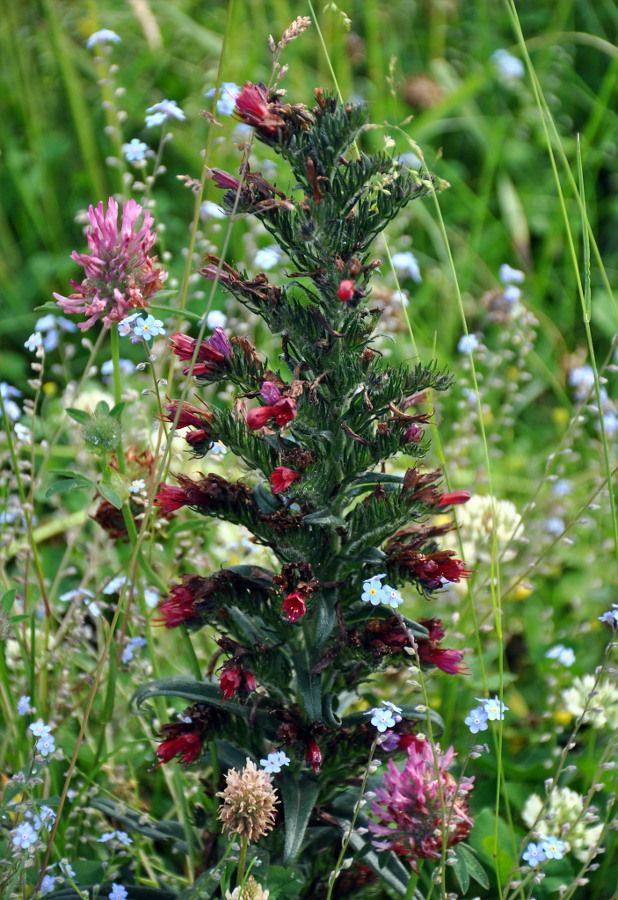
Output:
[
  {"xmin": 54, "ymin": 197, "xmax": 167, "ymax": 331},
  {"xmin": 369, "ymin": 741, "xmax": 474, "ymax": 869}
]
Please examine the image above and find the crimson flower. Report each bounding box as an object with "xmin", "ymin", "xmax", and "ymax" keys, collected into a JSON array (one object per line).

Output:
[
  {"xmin": 417, "ymin": 618, "xmax": 468, "ymax": 675},
  {"xmin": 54, "ymin": 197, "xmax": 166, "ymax": 330},
  {"xmin": 155, "ymin": 731, "xmax": 202, "ymax": 768},
  {"xmin": 305, "ymin": 737, "xmax": 322, "ymax": 773},
  {"xmin": 160, "ymin": 400, "xmax": 212, "ymax": 430},
  {"xmin": 337, "ymin": 279, "xmax": 355, "ymax": 302},
  {"xmin": 234, "ymin": 82, "xmax": 285, "ymax": 135},
  {"xmin": 271, "ymin": 467, "xmax": 300, "ymax": 494},
  {"xmin": 413, "ymin": 553, "xmax": 473, "ymax": 589},
  {"xmin": 219, "ymin": 665, "xmax": 258, "ymax": 701},
  {"xmin": 170, "ymin": 329, "xmax": 231, "ymax": 377},
  {"xmin": 154, "ymin": 484, "xmax": 189, "ymax": 514},
  {"xmin": 157, "ymin": 584, "xmax": 196, "ymax": 628},
  {"xmin": 437, "ymin": 491, "xmax": 471, "ymax": 508},
  {"xmin": 282, "ymin": 591, "xmax": 306, "ymax": 623},
  {"xmin": 247, "ymin": 397, "xmax": 296, "ymax": 431},
  {"xmin": 369, "ymin": 741, "xmax": 474, "ymax": 869}
]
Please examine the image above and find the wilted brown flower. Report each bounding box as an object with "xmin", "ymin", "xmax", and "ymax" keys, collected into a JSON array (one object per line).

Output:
[{"xmin": 217, "ymin": 758, "xmax": 279, "ymax": 843}]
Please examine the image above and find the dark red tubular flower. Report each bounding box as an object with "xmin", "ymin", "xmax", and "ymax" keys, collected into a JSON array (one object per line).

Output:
[
  {"xmin": 403, "ymin": 424, "xmax": 423, "ymax": 444},
  {"xmin": 169, "ymin": 331, "xmax": 231, "ymax": 377},
  {"xmin": 185, "ymin": 425, "xmax": 212, "ymax": 456},
  {"xmin": 417, "ymin": 618, "xmax": 468, "ymax": 675},
  {"xmin": 219, "ymin": 666, "xmax": 242, "ymax": 701},
  {"xmin": 207, "ymin": 168, "xmax": 242, "ymax": 191},
  {"xmin": 160, "ymin": 400, "xmax": 212, "ymax": 430},
  {"xmin": 337, "ymin": 279, "xmax": 355, "ymax": 302},
  {"xmin": 157, "ymin": 584, "xmax": 196, "ymax": 628},
  {"xmin": 437, "ymin": 491, "xmax": 471, "ymax": 508},
  {"xmin": 271, "ymin": 467, "xmax": 300, "ymax": 494},
  {"xmin": 154, "ymin": 484, "xmax": 190, "ymax": 514},
  {"xmin": 247, "ymin": 404, "xmax": 276, "ymax": 430},
  {"xmin": 219, "ymin": 664, "xmax": 258, "ymax": 701},
  {"xmin": 234, "ymin": 82, "xmax": 286, "ymax": 136},
  {"xmin": 282, "ymin": 591, "xmax": 306, "ymax": 623},
  {"xmin": 305, "ymin": 736, "xmax": 322, "ymax": 773},
  {"xmin": 243, "ymin": 670, "xmax": 257, "ymax": 692},
  {"xmin": 412, "ymin": 553, "xmax": 473, "ymax": 589},
  {"xmin": 272, "ymin": 397, "xmax": 296, "ymax": 427},
  {"xmin": 198, "ymin": 265, "xmax": 233, "ymax": 285},
  {"xmin": 155, "ymin": 731, "xmax": 202, "ymax": 767}
]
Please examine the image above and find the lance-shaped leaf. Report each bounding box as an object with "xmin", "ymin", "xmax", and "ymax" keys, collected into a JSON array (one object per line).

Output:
[{"xmin": 280, "ymin": 771, "xmax": 320, "ymax": 865}]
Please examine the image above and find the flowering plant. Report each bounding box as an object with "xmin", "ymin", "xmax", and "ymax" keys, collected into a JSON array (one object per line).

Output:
[{"xmin": 131, "ymin": 75, "xmax": 475, "ymax": 895}]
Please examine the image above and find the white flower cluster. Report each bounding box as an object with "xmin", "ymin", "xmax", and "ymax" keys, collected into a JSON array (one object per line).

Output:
[
  {"xmin": 522, "ymin": 787, "xmax": 603, "ymax": 863},
  {"xmin": 443, "ymin": 494, "xmax": 524, "ymax": 564},
  {"xmin": 560, "ymin": 674, "xmax": 618, "ymax": 730}
]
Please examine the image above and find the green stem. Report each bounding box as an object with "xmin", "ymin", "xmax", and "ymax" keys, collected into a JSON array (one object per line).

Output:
[{"xmin": 237, "ymin": 835, "xmax": 248, "ymax": 886}]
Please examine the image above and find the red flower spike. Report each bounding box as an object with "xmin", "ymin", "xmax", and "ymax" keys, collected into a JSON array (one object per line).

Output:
[
  {"xmin": 305, "ymin": 736, "xmax": 322, "ymax": 773},
  {"xmin": 271, "ymin": 467, "xmax": 300, "ymax": 494},
  {"xmin": 437, "ymin": 491, "xmax": 471, "ymax": 508},
  {"xmin": 154, "ymin": 484, "xmax": 189, "ymax": 514},
  {"xmin": 337, "ymin": 279, "xmax": 355, "ymax": 302},
  {"xmin": 155, "ymin": 731, "xmax": 202, "ymax": 767},
  {"xmin": 283, "ymin": 591, "xmax": 306, "ymax": 623},
  {"xmin": 185, "ymin": 428, "xmax": 212, "ymax": 447}
]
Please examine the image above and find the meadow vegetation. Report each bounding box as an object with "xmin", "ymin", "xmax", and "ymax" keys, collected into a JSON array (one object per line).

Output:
[{"xmin": 1, "ymin": 2, "xmax": 617, "ymax": 898}]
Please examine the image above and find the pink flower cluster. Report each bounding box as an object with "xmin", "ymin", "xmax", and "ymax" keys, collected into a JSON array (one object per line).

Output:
[
  {"xmin": 54, "ymin": 197, "xmax": 166, "ymax": 330},
  {"xmin": 369, "ymin": 740, "xmax": 474, "ymax": 870}
]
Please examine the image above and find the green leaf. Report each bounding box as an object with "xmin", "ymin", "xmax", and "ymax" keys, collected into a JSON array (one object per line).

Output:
[
  {"xmin": 45, "ymin": 474, "xmax": 96, "ymax": 498},
  {"xmin": 109, "ymin": 401, "xmax": 126, "ymax": 418},
  {"xmin": 293, "ymin": 651, "xmax": 322, "ymax": 722},
  {"xmin": 454, "ymin": 843, "xmax": 489, "ymax": 890},
  {"xmin": 303, "ymin": 508, "xmax": 347, "ymax": 527},
  {"xmin": 98, "ymin": 480, "xmax": 123, "ymax": 509},
  {"xmin": 451, "ymin": 846, "xmax": 470, "ymax": 893},
  {"xmin": 261, "ymin": 866, "xmax": 303, "ymax": 900},
  {"xmin": 1, "ymin": 589, "xmax": 17, "ymax": 614},
  {"xmin": 65, "ymin": 407, "xmax": 91, "ymax": 425},
  {"xmin": 481, "ymin": 837, "xmax": 513, "ymax": 885},
  {"xmin": 253, "ymin": 481, "xmax": 281, "ymax": 513},
  {"xmin": 95, "ymin": 400, "xmax": 110, "ymax": 415},
  {"xmin": 280, "ymin": 771, "xmax": 320, "ymax": 865}
]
